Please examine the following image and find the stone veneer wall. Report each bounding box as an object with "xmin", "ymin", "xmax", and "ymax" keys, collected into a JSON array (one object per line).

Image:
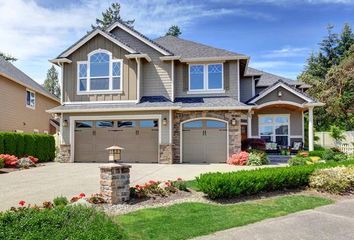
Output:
[
  {"xmin": 172, "ymin": 110, "xmax": 244, "ymax": 163},
  {"xmin": 55, "ymin": 144, "xmax": 71, "ymax": 163},
  {"xmin": 159, "ymin": 144, "xmax": 173, "ymax": 164}
]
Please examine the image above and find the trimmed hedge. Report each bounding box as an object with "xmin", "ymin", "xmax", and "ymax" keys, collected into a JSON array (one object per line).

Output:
[
  {"xmin": 196, "ymin": 160, "xmax": 354, "ymax": 199},
  {"xmin": 0, "ymin": 132, "xmax": 55, "ymax": 162}
]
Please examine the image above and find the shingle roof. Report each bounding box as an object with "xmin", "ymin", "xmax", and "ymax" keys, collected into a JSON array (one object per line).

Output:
[
  {"xmin": 0, "ymin": 58, "xmax": 59, "ymax": 102},
  {"xmin": 245, "ymin": 67, "xmax": 304, "ymax": 87},
  {"xmin": 154, "ymin": 35, "xmax": 247, "ymax": 59},
  {"xmin": 48, "ymin": 96, "xmax": 249, "ymax": 113}
]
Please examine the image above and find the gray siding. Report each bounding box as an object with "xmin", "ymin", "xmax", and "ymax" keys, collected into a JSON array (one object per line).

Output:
[
  {"xmin": 240, "ymin": 76, "xmax": 253, "ymax": 102},
  {"xmin": 251, "ymin": 107, "xmax": 303, "ymax": 137},
  {"xmin": 255, "ymin": 87, "xmax": 267, "ymax": 95},
  {"xmin": 255, "ymin": 87, "xmax": 306, "ymax": 105},
  {"xmin": 111, "ymin": 28, "xmax": 172, "ymax": 99},
  {"xmin": 62, "ymin": 110, "xmax": 170, "ymax": 145},
  {"xmin": 64, "ymin": 34, "xmax": 137, "ymax": 102},
  {"xmin": 174, "ymin": 60, "xmax": 239, "ymax": 99}
]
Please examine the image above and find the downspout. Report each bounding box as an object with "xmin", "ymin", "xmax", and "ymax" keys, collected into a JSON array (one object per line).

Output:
[{"xmin": 135, "ymin": 58, "xmax": 141, "ymax": 103}]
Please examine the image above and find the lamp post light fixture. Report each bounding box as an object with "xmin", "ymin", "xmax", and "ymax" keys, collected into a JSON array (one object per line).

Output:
[
  {"xmin": 63, "ymin": 120, "xmax": 68, "ymax": 127},
  {"xmin": 106, "ymin": 145, "xmax": 124, "ymax": 163},
  {"xmin": 231, "ymin": 118, "xmax": 237, "ymax": 126}
]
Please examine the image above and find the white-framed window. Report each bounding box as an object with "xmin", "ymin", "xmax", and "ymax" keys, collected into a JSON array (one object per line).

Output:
[
  {"xmin": 77, "ymin": 49, "xmax": 123, "ymax": 94},
  {"xmin": 188, "ymin": 63, "xmax": 223, "ymax": 93},
  {"xmin": 259, "ymin": 115, "xmax": 289, "ymax": 146},
  {"xmin": 26, "ymin": 90, "xmax": 35, "ymax": 109}
]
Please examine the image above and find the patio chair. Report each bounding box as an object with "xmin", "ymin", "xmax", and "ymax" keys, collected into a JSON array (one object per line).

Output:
[
  {"xmin": 265, "ymin": 142, "xmax": 280, "ymax": 155},
  {"xmin": 290, "ymin": 141, "xmax": 303, "ymax": 155}
]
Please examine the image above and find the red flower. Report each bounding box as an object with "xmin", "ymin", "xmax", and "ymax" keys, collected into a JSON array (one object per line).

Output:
[
  {"xmin": 135, "ymin": 185, "xmax": 140, "ymax": 189},
  {"xmin": 19, "ymin": 200, "xmax": 26, "ymax": 206},
  {"xmin": 149, "ymin": 180, "xmax": 157, "ymax": 185},
  {"xmin": 79, "ymin": 193, "xmax": 86, "ymax": 198},
  {"xmin": 177, "ymin": 177, "xmax": 182, "ymax": 181},
  {"xmin": 165, "ymin": 181, "xmax": 171, "ymax": 186}
]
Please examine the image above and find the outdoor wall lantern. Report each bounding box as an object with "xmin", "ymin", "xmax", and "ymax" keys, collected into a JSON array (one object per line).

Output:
[
  {"xmin": 162, "ymin": 118, "xmax": 168, "ymax": 126},
  {"xmin": 278, "ymin": 90, "xmax": 283, "ymax": 97},
  {"xmin": 106, "ymin": 145, "xmax": 124, "ymax": 163},
  {"xmin": 63, "ymin": 120, "xmax": 68, "ymax": 127},
  {"xmin": 231, "ymin": 118, "xmax": 237, "ymax": 126}
]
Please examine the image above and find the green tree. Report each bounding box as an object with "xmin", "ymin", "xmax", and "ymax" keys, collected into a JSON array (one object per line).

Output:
[
  {"xmin": 336, "ymin": 23, "xmax": 354, "ymax": 59},
  {"xmin": 93, "ymin": 2, "xmax": 134, "ymax": 29},
  {"xmin": 329, "ymin": 125, "xmax": 346, "ymax": 145},
  {"xmin": 0, "ymin": 52, "xmax": 17, "ymax": 62},
  {"xmin": 44, "ymin": 65, "xmax": 60, "ymax": 98},
  {"xmin": 166, "ymin": 25, "xmax": 182, "ymax": 37}
]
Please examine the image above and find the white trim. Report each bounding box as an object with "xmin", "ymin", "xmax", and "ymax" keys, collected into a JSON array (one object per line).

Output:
[
  {"xmin": 179, "ymin": 106, "xmax": 253, "ymax": 111},
  {"xmin": 160, "ymin": 56, "xmax": 181, "ymax": 61},
  {"xmin": 63, "ymin": 100, "xmax": 137, "ymax": 105},
  {"xmin": 237, "ymin": 59, "xmax": 240, "ymax": 101},
  {"xmin": 188, "ymin": 63, "xmax": 224, "ymax": 93},
  {"xmin": 125, "ymin": 54, "xmax": 151, "ymax": 62},
  {"xmin": 249, "ymin": 81, "xmax": 314, "ymax": 103},
  {"xmin": 180, "ymin": 56, "xmax": 249, "ymax": 62},
  {"xmin": 302, "ymin": 111, "xmax": 305, "ymax": 143},
  {"xmin": 69, "ymin": 114, "xmax": 162, "ymax": 163},
  {"xmin": 60, "ymin": 113, "xmax": 64, "ymax": 144},
  {"xmin": 251, "ymin": 76, "xmax": 255, "ymax": 97},
  {"xmin": 171, "ymin": 60, "xmax": 175, "ymax": 101},
  {"xmin": 255, "ymin": 101, "xmax": 305, "ymax": 109},
  {"xmin": 135, "ymin": 58, "xmax": 141, "ymax": 102},
  {"xmin": 169, "ymin": 109, "xmax": 173, "ymax": 144},
  {"xmin": 180, "ymin": 117, "xmax": 229, "ymax": 163},
  {"xmin": 25, "ymin": 89, "xmax": 36, "ymax": 110},
  {"xmin": 290, "ymin": 135, "xmax": 303, "ymax": 138},
  {"xmin": 76, "ymin": 49, "xmax": 123, "ymax": 95},
  {"xmin": 308, "ymin": 106, "xmax": 314, "ymax": 151},
  {"xmin": 49, "ymin": 58, "xmax": 72, "ymax": 64},
  {"xmin": 47, "ymin": 106, "xmax": 180, "ymax": 114},
  {"xmin": 59, "ymin": 62, "xmax": 64, "ymax": 104},
  {"xmin": 60, "ymin": 29, "xmax": 136, "ymax": 58},
  {"xmin": 107, "ymin": 22, "xmax": 170, "ymax": 55},
  {"xmin": 258, "ymin": 114, "xmax": 291, "ymax": 146}
]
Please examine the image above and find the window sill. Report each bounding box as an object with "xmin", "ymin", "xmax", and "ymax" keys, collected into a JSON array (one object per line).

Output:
[
  {"xmin": 77, "ymin": 90, "xmax": 123, "ymax": 95},
  {"xmin": 26, "ymin": 105, "xmax": 35, "ymax": 110},
  {"xmin": 187, "ymin": 90, "xmax": 225, "ymax": 95}
]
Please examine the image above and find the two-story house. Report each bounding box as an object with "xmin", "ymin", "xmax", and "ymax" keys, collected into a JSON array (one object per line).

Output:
[{"xmin": 48, "ymin": 20, "xmax": 323, "ymax": 163}]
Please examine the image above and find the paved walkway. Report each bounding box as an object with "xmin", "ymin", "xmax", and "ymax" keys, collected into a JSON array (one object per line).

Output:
[
  {"xmin": 0, "ymin": 162, "xmax": 274, "ymax": 211},
  {"xmin": 194, "ymin": 198, "xmax": 354, "ymax": 240}
]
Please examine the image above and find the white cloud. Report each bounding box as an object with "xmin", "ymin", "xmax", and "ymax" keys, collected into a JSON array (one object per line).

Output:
[
  {"xmin": 262, "ymin": 47, "xmax": 310, "ymax": 58},
  {"xmin": 213, "ymin": 0, "xmax": 354, "ymax": 5},
  {"xmin": 250, "ymin": 61, "xmax": 305, "ymax": 79},
  {"xmin": 0, "ymin": 0, "xmax": 273, "ymax": 82}
]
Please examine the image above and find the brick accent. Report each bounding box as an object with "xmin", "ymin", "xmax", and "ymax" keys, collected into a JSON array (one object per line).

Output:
[
  {"xmin": 99, "ymin": 163, "xmax": 131, "ymax": 204},
  {"xmin": 172, "ymin": 110, "xmax": 244, "ymax": 163},
  {"xmin": 55, "ymin": 144, "xmax": 71, "ymax": 163},
  {"xmin": 159, "ymin": 144, "xmax": 173, "ymax": 164}
]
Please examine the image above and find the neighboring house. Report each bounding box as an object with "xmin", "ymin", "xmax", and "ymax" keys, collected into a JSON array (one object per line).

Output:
[
  {"xmin": 0, "ymin": 58, "xmax": 60, "ymax": 134},
  {"xmin": 48, "ymin": 20, "xmax": 323, "ymax": 163}
]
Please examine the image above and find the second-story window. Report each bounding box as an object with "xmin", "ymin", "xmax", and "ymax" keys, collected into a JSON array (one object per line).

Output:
[
  {"xmin": 77, "ymin": 50, "xmax": 122, "ymax": 94},
  {"xmin": 189, "ymin": 63, "xmax": 223, "ymax": 92}
]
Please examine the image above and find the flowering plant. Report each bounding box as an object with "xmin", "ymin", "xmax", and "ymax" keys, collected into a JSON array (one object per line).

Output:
[
  {"xmin": 0, "ymin": 154, "xmax": 19, "ymax": 168},
  {"xmin": 18, "ymin": 200, "xmax": 26, "ymax": 207},
  {"xmin": 227, "ymin": 151, "xmax": 249, "ymax": 165}
]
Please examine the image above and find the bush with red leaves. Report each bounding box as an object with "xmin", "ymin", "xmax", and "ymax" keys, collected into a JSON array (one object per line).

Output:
[
  {"xmin": 227, "ymin": 151, "xmax": 249, "ymax": 165},
  {"xmin": 0, "ymin": 154, "xmax": 19, "ymax": 168},
  {"xmin": 241, "ymin": 138, "xmax": 266, "ymax": 151}
]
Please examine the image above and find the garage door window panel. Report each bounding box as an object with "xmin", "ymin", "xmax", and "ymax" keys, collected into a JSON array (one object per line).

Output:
[
  {"xmin": 118, "ymin": 121, "xmax": 136, "ymax": 128},
  {"xmin": 76, "ymin": 121, "xmax": 93, "ymax": 128},
  {"xmin": 140, "ymin": 120, "xmax": 158, "ymax": 128},
  {"xmin": 184, "ymin": 120, "xmax": 203, "ymax": 128},
  {"xmin": 96, "ymin": 121, "xmax": 114, "ymax": 128},
  {"xmin": 206, "ymin": 120, "xmax": 226, "ymax": 128}
]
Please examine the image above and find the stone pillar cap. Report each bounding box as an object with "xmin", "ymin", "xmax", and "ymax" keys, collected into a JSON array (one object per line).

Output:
[
  {"xmin": 106, "ymin": 145, "xmax": 124, "ymax": 150},
  {"xmin": 99, "ymin": 163, "xmax": 132, "ymax": 169}
]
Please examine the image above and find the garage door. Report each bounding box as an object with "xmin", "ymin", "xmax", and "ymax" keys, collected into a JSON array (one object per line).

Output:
[
  {"xmin": 75, "ymin": 119, "xmax": 158, "ymax": 163},
  {"xmin": 182, "ymin": 119, "xmax": 227, "ymax": 163}
]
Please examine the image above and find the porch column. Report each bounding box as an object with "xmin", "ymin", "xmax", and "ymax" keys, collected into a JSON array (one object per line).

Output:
[
  {"xmin": 247, "ymin": 110, "xmax": 252, "ymax": 138},
  {"xmin": 308, "ymin": 106, "xmax": 314, "ymax": 151}
]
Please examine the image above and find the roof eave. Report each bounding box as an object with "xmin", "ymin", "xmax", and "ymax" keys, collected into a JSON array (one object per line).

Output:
[
  {"xmin": 180, "ymin": 56, "xmax": 249, "ymax": 63},
  {"xmin": 125, "ymin": 54, "xmax": 152, "ymax": 62}
]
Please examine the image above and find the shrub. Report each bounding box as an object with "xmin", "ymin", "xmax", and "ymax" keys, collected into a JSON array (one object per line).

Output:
[
  {"xmin": 248, "ymin": 149, "xmax": 269, "ymax": 165},
  {"xmin": 0, "ymin": 158, "xmax": 4, "ymax": 168},
  {"xmin": 322, "ymin": 148, "xmax": 336, "ymax": 161},
  {"xmin": 0, "ymin": 132, "xmax": 55, "ymax": 162},
  {"xmin": 53, "ymin": 196, "xmax": 69, "ymax": 207},
  {"xmin": 309, "ymin": 150, "xmax": 325, "ymax": 158},
  {"xmin": 172, "ymin": 178, "xmax": 188, "ymax": 191},
  {"xmin": 227, "ymin": 151, "xmax": 249, "ymax": 165},
  {"xmin": 0, "ymin": 206, "xmax": 124, "ymax": 239},
  {"xmin": 288, "ymin": 156, "xmax": 311, "ymax": 166},
  {"xmin": 241, "ymin": 138, "xmax": 266, "ymax": 151},
  {"xmin": 332, "ymin": 153, "xmax": 348, "ymax": 162},
  {"xmin": 247, "ymin": 152, "xmax": 262, "ymax": 166},
  {"xmin": 0, "ymin": 154, "xmax": 19, "ymax": 168},
  {"xmin": 314, "ymin": 144, "xmax": 326, "ymax": 151},
  {"xmin": 196, "ymin": 160, "xmax": 354, "ymax": 199},
  {"xmin": 310, "ymin": 166, "xmax": 354, "ymax": 194}
]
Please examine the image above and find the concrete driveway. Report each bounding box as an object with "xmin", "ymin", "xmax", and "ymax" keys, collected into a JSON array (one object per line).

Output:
[
  {"xmin": 0, "ymin": 162, "xmax": 269, "ymax": 211},
  {"xmin": 194, "ymin": 198, "xmax": 354, "ymax": 240}
]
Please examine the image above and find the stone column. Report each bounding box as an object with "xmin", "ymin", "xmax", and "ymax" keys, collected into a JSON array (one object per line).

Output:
[
  {"xmin": 308, "ymin": 106, "xmax": 314, "ymax": 151},
  {"xmin": 99, "ymin": 163, "xmax": 131, "ymax": 204},
  {"xmin": 55, "ymin": 144, "xmax": 71, "ymax": 163}
]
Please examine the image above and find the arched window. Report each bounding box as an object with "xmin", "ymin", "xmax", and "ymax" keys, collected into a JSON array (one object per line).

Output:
[{"xmin": 77, "ymin": 49, "xmax": 122, "ymax": 93}]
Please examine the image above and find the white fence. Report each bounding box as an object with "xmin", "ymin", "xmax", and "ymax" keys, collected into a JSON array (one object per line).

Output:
[
  {"xmin": 316, "ymin": 131, "xmax": 354, "ymax": 148},
  {"xmin": 339, "ymin": 144, "xmax": 354, "ymax": 155}
]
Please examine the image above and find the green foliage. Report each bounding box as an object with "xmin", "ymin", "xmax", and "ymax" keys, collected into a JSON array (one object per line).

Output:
[
  {"xmin": 310, "ymin": 166, "xmax": 354, "ymax": 194},
  {"xmin": 53, "ymin": 196, "xmax": 69, "ymax": 207},
  {"xmin": 246, "ymin": 152, "xmax": 262, "ymax": 166},
  {"xmin": 0, "ymin": 132, "xmax": 55, "ymax": 162},
  {"xmin": 329, "ymin": 125, "xmax": 346, "ymax": 143},
  {"xmin": 332, "ymin": 153, "xmax": 347, "ymax": 162},
  {"xmin": 172, "ymin": 180, "xmax": 188, "ymax": 191},
  {"xmin": 93, "ymin": 2, "xmax": 134, "ymax": 29},
  {"xmin": 248, "ymin": 149, "xmax": 269, "ymax": 165},
  {"xmin": 0, "ymin": 206, "xmax": 124, "ymax": 240},
  {"xmin": 299, "ymin": 23, "xmax": 354, "ymax": 130},
  {"xmin": 44, "ymin": 65, "xmax": 60, "ymax": 98},
  {"xmin": 165, "ymin": 25, "xmax": 182, "ymax": 37},
  {"xmin": 322, "ymin": 148, "xmax": 336, "ymax": 161},
  {"xmin": 314, "ymin": 144, "xmax": 326, "ymax": 151},
  {"xmin": 0, "ymin": 52, "xmax": 17, "ymax": 62},
  {"xmin": 288, "ymin": 156, "xmax": 311, "ymax": 166},
  {"xmin": 309, "ymin": 150, "xmax": 325, "ymax": 158},
  {"xmin": 196, "ymin": 160, "xmax": 354, "ymax": 199},
  {"xmin": 0, "ymin": 158, "xmax": 4, "ymax": 168}
]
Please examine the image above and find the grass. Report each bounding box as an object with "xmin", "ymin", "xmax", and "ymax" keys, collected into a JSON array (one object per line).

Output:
[
  {"xmin": 116, "ymin": 195, "xmax": 333, "ymax": 240},
  {"xmin": 185, "ymin": 179, "xmax": 199, "ymax": 191}
]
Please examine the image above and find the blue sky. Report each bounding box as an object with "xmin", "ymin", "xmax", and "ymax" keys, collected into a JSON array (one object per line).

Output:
[{"xmin": 1, "ymin": 0, "xmax": 354, "ymax": 84}]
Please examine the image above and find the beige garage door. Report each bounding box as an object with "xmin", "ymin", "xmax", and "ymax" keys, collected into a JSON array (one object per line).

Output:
[
  {"xmin": 75, "ymin": 120, "xmax": 158, "ymax": 163},
  {"xmin": 182, "ymin": 119, "xmax": 227, "ymax": 163}
]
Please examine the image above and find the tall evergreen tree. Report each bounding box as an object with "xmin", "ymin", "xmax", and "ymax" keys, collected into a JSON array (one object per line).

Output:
[
  {"xmin": 165, "ymin": 25, "xmax": 182, "ymax": 37},
  {"xmin": 0, "ymin": 52, "xmax": 17, "ymax": 62},
  {"xmin": 336, "ymin": 23, "xmax": 354, "ymax": 58},
  {"xmin": 44, "ymin": 65, "xmax": 60, "ymax": 98},
  {"xmin": 92, "ymin": 2, "xmax": 134, "ymax": 29}
]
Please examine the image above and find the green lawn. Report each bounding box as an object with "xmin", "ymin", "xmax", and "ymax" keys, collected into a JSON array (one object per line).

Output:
[
  {"xmin": 185, "ymin": 179, "xmax": 199, "ymax": 191},
  {"xmin": 116, "ymin": 195, "xmax": 333, "ymax": 240}
]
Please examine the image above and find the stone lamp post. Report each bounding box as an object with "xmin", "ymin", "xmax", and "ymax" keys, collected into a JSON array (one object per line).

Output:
[{"xmin": 99, "ymin": 145, "xmax": 131, "ymax": 204}]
